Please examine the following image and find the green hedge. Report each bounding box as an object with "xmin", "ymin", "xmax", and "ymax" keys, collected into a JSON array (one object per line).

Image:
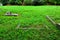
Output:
[
  {"xmin": 24, "ymin": 0, "xmax": 32, "ymax": 5},
  {"xmin": 0, "ymin": 0, "xmax": 60, "ymax": 5},
  {"xmin": 49, "ymin": 0, "xmax": 60, "ymax": 5},
  {"xmin": 9, "ymin": 0, "xmax": 22, "ymax": 5}
]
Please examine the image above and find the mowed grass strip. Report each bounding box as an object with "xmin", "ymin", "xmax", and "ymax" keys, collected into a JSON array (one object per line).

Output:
[{"xmin": 0, "ymin": 6, "xmax": 60, "ymax": 40}]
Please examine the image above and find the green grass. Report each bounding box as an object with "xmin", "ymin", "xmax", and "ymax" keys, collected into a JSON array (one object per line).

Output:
[{"xmin": 0, "ymin": 6, "xmax": 60, "ymax": 40}]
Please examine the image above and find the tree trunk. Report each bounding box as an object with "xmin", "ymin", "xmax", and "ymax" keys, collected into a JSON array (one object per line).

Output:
[
  {"xmin": 46, "ymin": 0, "xmax": 49, "ymax": 5},
  {"xmin": 22, "ymin": 0, "xmax": 25, "ymax": 5}
]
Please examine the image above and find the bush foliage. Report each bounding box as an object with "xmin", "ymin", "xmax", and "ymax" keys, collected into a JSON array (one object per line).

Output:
[{"xmin": 0, "ymin": 0, "xmax": 60, "ymax": 5}]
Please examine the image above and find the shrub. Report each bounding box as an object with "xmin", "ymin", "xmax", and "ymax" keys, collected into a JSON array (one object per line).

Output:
[
  {"xmin": 0, "ymin": 0, "xmax": 8, "ymax": 5},
  {"xmin": 24, "ymin": 0, "xmax": 32, "ymax": 5},
  {"xmin": 32, "ymin": 0, "xmax": 46, "ymax": 5},
  {"xmin": 48, "ymin": 0, "xmax": 60, "ymax": 5}
]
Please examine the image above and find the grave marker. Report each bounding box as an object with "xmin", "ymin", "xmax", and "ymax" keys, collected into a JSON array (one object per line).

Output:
[
  {"xmin": 5, "ymin": 11, "xmax": 18, "ymax": 16},
  {"xmin": 46, "ymin": 15, "xmax": 60, "ymax": 29},
  {"xmin": 46, "ymin": 15, "xmax": 56, "ymax": 25}
]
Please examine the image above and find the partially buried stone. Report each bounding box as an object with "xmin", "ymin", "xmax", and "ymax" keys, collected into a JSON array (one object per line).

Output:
[
  {"xmin": 5, "ymin": 11, "xmax": 18, "ymax": 16},
  {"xmin": 5, "ymin": 11, "xmax": 12, "ymax": 15}
]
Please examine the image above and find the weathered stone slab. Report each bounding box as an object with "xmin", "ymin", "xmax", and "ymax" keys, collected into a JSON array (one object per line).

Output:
[
  {"xmin": 5, "ymin": 11, "xmax": 18, "ymax": 16},
  {"xmin": 46, "ymin": 15, "xmax": 60, "ymax": 30},
  {"xmin": 46, "ymin": 15, "xmax": 56, "ymax": 25}
]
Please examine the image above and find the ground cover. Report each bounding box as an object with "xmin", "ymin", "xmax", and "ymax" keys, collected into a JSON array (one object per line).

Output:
[{"xmin": 0, "ymin": 6, "xmax": 60, "ymax": 40}]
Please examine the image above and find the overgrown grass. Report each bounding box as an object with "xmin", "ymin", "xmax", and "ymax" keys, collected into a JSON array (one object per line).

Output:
[{"xmin": 0, "ymin": 6, "xmax": 60, "ymax": 40}]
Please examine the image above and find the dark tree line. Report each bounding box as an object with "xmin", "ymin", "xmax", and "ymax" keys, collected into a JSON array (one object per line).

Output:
[{"xmin": 0, "ymin": 0, "xmax": 60, "ymax": 5}]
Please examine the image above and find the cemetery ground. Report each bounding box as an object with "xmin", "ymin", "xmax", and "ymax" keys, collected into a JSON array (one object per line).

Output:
[{"xmin": 0, "ymin": 6, "xmax": 60, "ymax": 40}]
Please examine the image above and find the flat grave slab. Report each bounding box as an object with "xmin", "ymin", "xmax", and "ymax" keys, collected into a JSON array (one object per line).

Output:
[
  {"xmin": 46, "ymin": 15, "xmax": 60, "ymax": 29},
  {"xmin": 4, "ymin": 11, "xmax": 18, "ymax": 16},
  {"xmin": 16, "ymin": 24, "xmax": 49, "ymax": 30}
]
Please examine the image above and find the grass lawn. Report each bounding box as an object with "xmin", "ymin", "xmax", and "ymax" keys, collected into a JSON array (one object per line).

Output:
[{"xmin": 0, "ymin": 6, "xmax": 60, "ymax": 40}]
